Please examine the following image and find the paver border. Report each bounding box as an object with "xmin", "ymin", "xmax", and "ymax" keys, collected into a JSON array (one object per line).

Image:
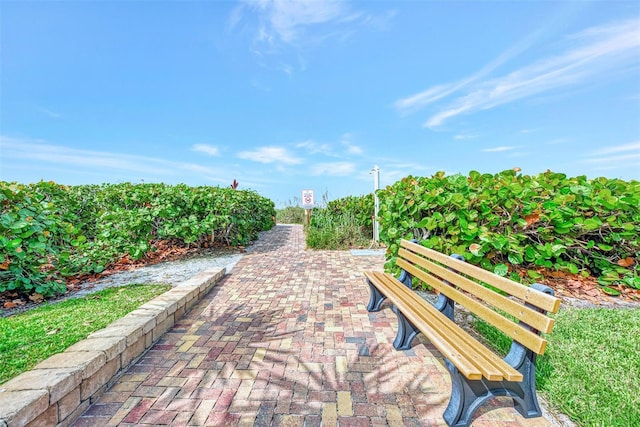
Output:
[{"xmin": 0, "ymin": 268, "xmax": 225, "ymax": 427}]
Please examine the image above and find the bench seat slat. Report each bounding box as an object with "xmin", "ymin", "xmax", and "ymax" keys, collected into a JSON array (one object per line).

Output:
[
  {"xmin": 397, "ymin": 257, "xmax": 548, "ymax": 355},
  {"xmin": 365, "ymin": 271, "xmax": 483, "ymax": 380},
  {"xmin": 365, "ymin": 271, "xmax": 523, "ymax": 382},
  {"xmin": 400, "ymin": 240, "xmax": 561, "ymax": 314},
  {"xmin": 371, "ymin": 272, "xmax": 523, "ymax": 382}
]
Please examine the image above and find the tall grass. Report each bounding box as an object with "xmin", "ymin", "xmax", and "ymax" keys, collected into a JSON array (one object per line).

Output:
[
  {"xmin": 306, "ymin": 210, "xmax": 371, "ymax": 249},
  {"xmin": 276, "ymin": 206, "xmax": 306, "ymax": 224}
]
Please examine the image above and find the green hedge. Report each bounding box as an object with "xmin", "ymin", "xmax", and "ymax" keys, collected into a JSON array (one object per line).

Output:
[
  {"xmin": 377, "ymin": 170, "xmax": 639, "ymax": 292},
  {"xmin": 0, "ymin": 181, "xmax": 275, "ymax": 297}
]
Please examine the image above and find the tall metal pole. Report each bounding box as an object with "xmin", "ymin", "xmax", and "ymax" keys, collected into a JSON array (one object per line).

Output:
[{"xmin": 372, "ymin": 165, "xmax": 380, "ymax": 244}]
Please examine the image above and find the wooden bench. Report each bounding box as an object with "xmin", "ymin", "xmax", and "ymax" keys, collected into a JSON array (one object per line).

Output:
[{"xmin": 365, "ymin": 239, "xmax": 561, "ymax": 427}]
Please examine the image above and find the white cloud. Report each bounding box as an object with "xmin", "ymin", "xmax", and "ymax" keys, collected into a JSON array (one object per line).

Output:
[
  {"xmin": 340, "ymin": 133, "xmax": 363, "ymax": 155},
  {"xmin": 583, "ymin": 153, "xmax": 640, "ymax": 164},
  {"xmin": 482, "ymin": 146, "xmax": 516, "ymax": 152},
  {"xmin": 237, "ymin": 145, "xmax": 303, "ymax": 164},
  {"xmin": 592, "ymin": 141, "xmax": 640, "ymax": 155},
  {"xmin": 582, "ymin": 142, "xmax": 640, "ymax": 173},
  {"xmin": 346, "ymin": 144, "xmax": 363, "ymax": 155},
  {"xmin": 394, "ymin": 26, "xmax": 544, "ymax": 115},
  {"xmin": 311, "ymin": 161, "xmax": 355, "ymax": 176},
  {"xmin": 454, "ymin": 133, "xmax": 478, "ymax": 140},
  {"xmin": 192, "ymin": 144, "xmax": 220, "ymax": 157},
  {"xmin": 296, "ymin": 139, "xmax": 332, "ymax": 155},
  {"xmin": 0, "ymin": 136, "xmax": 219, "ymax": 178},
  {"xmin": 37, "ymin": 107, "xmax": 63, "ymax": 119},
  {"xmin": 236, "ymin": 0, "xmax": 391, "ymax": 72},
  {"xmin": 238, "ymin": 0, "xmax": 357, "ymax": 50},
  {"xmin": 396, "ymin": 19, "xmax": 640, "ymax": 128}
]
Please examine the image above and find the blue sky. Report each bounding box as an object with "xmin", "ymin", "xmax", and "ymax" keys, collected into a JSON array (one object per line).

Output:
[{"xmin": 1, "ymin": 1, "xmax": 639, "ymax": 207}]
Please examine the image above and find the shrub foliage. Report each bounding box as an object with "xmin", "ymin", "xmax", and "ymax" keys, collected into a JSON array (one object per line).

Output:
[
  {"xmin": 305, "ymin": 194, "xmax": 374, "ymax": 250},
  {"xmin": 0, "ymin": 181, "xmax": 275, "ymax": 297},
  {"xmin": 377, "ymin": 170, "xmax": 639, "ymax": 292}
]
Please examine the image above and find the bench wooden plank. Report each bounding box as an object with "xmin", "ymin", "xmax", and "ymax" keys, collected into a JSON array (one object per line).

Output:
[
  {"xmin": 365, "ymin": 271, "xmax": 524, "ymax": 382},
  {"xmin": 398, "ymin": 248, "xmax": 555, "ymax": 334},
  {"xmin": 397, "ymin": 257, "xmax": 549, "ymax": 355},
  {"xmin": 366, "ymin": 271, "xmax": 483, "ymax": 380},
  {"xmin": 401, "ymin": 240, "xmax": 561, "ymax": 313},
  {"xmin": 389, "ymin": 282, "xmax": 524, "ymax": 382}
]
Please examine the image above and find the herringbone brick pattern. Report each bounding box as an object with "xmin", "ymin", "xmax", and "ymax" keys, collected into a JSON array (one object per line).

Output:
[{"xmin": 72, "ymin": 224, "xmax": 555, "ymax": 426}]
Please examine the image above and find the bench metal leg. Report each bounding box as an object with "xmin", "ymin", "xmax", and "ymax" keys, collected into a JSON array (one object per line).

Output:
[
  {"xmin": 392, "ymin": 307, "xmax": 419, "ymax": 350},
  {"xmin": 442, "ymin": 349, "xmax": 541, "ymax": 427},
  {"xmin": 366, "ymin": 280, "xmax": 386, "ymax": 312}
]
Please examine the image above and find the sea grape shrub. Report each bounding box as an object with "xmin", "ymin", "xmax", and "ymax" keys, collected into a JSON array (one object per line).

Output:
[
  {"xmin": 326, "ymin": 194, "xmax": 374, "ymax": 233},
  {"xmin": 377, "ymin": 170, "xmax": 639, "ymax": 291},
  {"xmin": 0, "ymin": 182, "xmax": 275, "ymax": 297},
  {"xmin": 0, "ymin": 182, "xmax": 73, "ymax": 297}
]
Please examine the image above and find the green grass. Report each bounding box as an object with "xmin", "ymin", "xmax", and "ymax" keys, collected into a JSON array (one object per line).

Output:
[
  {"xmin": 276, "ymin": 206, "xmax": 306, "ymax": 224},
  {"xmin": 0, "ymin": 283, "xmax": 171, "ymax": 384},
  {"xmin": 306, "ymin": 211, "xmax": 371, "ymax": 249},
  {"xmin": 475, "ymin": 307, "xmax": 640, "ymax": 427}
]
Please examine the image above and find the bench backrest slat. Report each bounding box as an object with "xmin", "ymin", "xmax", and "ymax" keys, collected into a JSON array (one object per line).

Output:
[
  {"xmin": 397, "ymin": 257, "xmax": 549, "ymax": 355},
  {"xmin": 398, "ymin": 248, "xmax": 555, "ymax": 334},
  {"xmin": 401, "ymin": 240, "xmax": 561, "ymax": 314}
]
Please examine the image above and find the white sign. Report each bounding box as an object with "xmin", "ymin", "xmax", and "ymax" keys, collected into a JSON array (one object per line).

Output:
[{"xmin": 301, "ymin": 189, "xmax": 314, "ymax": 208}]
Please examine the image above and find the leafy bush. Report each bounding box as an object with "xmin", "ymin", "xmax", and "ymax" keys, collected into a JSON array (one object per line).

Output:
[
  {"xmin": 377, "ymin": 170, "xmax": 639, "ymax": 291},
  {"xmin": 0, "ymin": 182, "xmax": 275, "ymax": 297},
  {"xmin": 326, "ymin": 194, "xmax": 375, "ymax": 230}
]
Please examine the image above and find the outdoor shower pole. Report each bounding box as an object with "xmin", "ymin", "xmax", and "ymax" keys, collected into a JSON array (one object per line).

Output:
[{"xmin": 372, "ymin": 165, "xmax": 380, "ymax": 244}]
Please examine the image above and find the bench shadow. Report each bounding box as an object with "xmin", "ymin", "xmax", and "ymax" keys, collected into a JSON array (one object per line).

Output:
[{"xmin": 181, "ymin": 295, "xmax": 453, "ymax": 424}]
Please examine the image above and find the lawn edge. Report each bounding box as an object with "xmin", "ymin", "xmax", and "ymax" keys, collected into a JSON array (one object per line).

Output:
[{"xmin": 0, "ymin": 268, "xmax": 225, "ymax": 427}]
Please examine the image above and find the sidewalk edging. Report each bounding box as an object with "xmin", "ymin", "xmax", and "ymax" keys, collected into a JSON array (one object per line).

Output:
[{"xmin": 0, "ymin": 268, "xmax": 225, "ymax": 427}]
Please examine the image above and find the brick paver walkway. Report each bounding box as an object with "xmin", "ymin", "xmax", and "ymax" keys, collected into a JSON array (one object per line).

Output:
[{"xmin": 72, "ymin": 224, "xmax": 556, "ymax": 426}]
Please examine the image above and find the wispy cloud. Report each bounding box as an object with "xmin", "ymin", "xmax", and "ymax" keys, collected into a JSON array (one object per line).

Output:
[
  {"xmin": 234, "ymin": 1, "xmax": 392, "ymax": 73},
  {"xmin": 311, "ymin": 161, "xmax": 355, "ymax": 176},
  {"xmin": 237, "ymin": 146, "xmax": 303, "ymax": 164},
  {"xmin": 581, "ymin": 142, "xmax": 640, "ymax": 177},
  {"xmin": 37, "ymin": 107, "xmax": 63, "ymax": 118},
  {"xmin": 254, "ymin": 0, "xmax": 355, "ymax": 45},
  {"xmin": 482, "ymin": 146, "xmax": 516, "ymax": 152},
  {"xmin": 296, "ymin": 139, "xmax": 332, "ymax": 155},
  {"xmin": 192, "ymin": 144, "xmax": 221, "ymax": 157},
  {"xmin": 340, "ymin": 133, "xmax": 363, "ymax": 155},
  {"xmin": 0, "ymin": 136, "xmax": 219, "ymax": 178},
  {"xmin": 394, "ymin": 26, "xmax": 545, "ymax": 115},
  {"xmin": 592, "ymin": 141, "xmax": 640, "ymax": 155},
  {"xmin": 454, "ymin": 133, "xmax": 478, "ymax": 140},
  {"xmin": 396, "ymin": 19, "xmax": 640, "ymax": 128}
]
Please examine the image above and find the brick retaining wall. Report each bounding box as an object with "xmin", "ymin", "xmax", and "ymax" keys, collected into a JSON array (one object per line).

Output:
[{"xmin": 0, "ymin": 268, "xmax": 225, "ymax": 427}]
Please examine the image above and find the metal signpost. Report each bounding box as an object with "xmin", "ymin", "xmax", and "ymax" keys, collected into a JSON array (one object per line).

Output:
[
  {"xmin": 301, "ymin": 189, "xmax": 314, "ymax": 225},
  {"xmin": 371, "ymin": 165, "xmax": 380, "ymax": 245}
]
